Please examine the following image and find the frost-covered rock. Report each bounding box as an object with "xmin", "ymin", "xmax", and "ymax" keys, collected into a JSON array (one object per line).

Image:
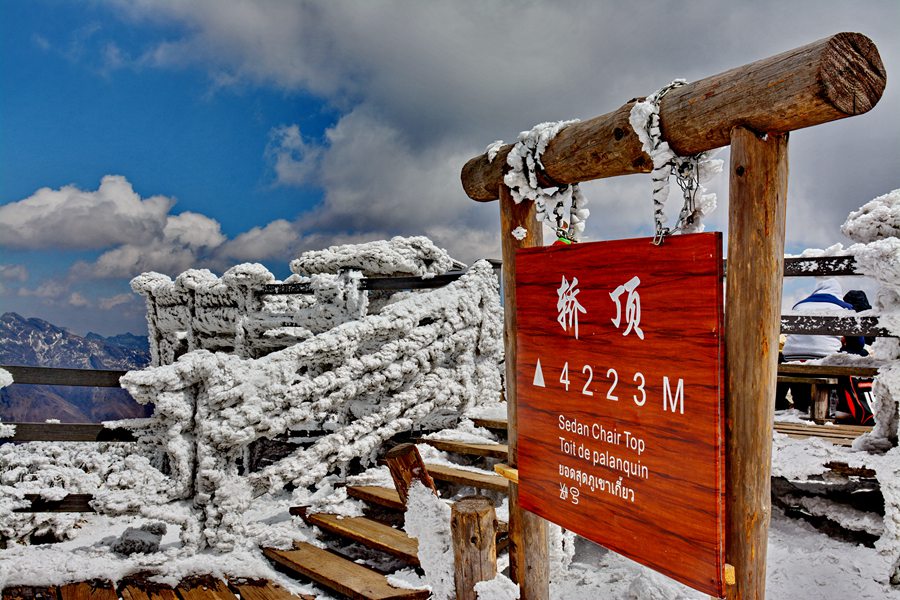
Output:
[{"xmin": 112, "ymin": 521, "xmax": 167, "ymax": 555}]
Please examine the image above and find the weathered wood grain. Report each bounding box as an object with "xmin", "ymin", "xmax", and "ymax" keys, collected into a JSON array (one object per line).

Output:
[
  {"xmin": 17, "ymin": 493, "xmax": 95, "ymax": 513},
  {"xmin": 417, "ymin": 438, "xmax": 508, "ymax": 459},
  {"xmin": 175, "ymin": 578, "xmax": 236, "ymax": 600},
  {"xmin": 302, "ymin": 513, "xmax": 419, "ymax": 565},
  {"xmin": 227, "ymin": 580, "xmax": 314, "ymax": 600},
  {"xmin": 725, "ymin": 127, "xmax": 789, "ymax": 600},
  {"xmin": 778, "ymin": 364, "xmax": 880, "ymax": 378},
  {"xmin": 499, "ymin": 186, "xmax": 549, "ymax": 600},
  {"xmin": 263, "ymin": 543, "xmax": 429, "ymax": 600},
  {"xmin": 384, "ymin": 443, "xmax": 436, "ymax": 505},
  {"xmin": 0, "ymin": 366, "xmax": 125, "ymax": 387},
  {"xmin": 345, "ymin": 485, "xmax": 405, "ymax": 511},
  {"xmin": 451, "ymin": 496, "xmax": 498, "ymax": 600},
  {"xmin": 462, "ymin": 33, "xmax": 885, "ymax": 201},
  {"xmin": 58, "ymin": 582, "xmax": 116, "ymax": 600},
  {"xmin": 2, "ymin": 587, "xmax": 58, "ymax": 600},
  {"xmin": 781, "ymin": 315, "xmax": 889, "ymax": 337},
  {"xmin": 4, "ymin": 423, "xmax": 135, "ymax": 443}
]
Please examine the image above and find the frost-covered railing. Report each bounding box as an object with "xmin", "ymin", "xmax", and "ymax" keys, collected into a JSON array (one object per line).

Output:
[
  {"xmin": 131, "ymin": 236, "xmax": 471, "ymax": 366},
  {"xmin": 116, "ymin": 261, "xmax": 503, "ymax": 551}
]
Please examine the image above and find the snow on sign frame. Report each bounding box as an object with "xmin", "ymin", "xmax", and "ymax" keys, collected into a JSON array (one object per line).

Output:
[{"xmin": 515, "ymin": 232, "xmax": 726, "ymax": 598}]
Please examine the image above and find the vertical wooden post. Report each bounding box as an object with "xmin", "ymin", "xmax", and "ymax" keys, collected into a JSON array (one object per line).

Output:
[
  {"xmin": 384, "ymin": 443, "xmax": 437, "ymax": 505},
  {"xmin": 499, "ymin": 185, "xmax": 550, "ymax": 600},
  {"xmin": 452, "ymin": 496, "xmax": 498, "ymax": 600},
  {"xmin": 725, "ymin": 126, "xmax": 789, "ymax": 600}
]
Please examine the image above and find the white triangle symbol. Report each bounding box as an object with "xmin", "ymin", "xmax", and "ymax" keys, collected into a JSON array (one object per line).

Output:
[{"xmin": 533, "ymin": 358, "xmax": 545, "ymax": 387}]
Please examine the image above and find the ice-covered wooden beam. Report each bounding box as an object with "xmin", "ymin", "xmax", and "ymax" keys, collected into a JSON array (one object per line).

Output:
[{"xmin": 461, "ymin": 32, "xmax": 886, "ymax": 202}]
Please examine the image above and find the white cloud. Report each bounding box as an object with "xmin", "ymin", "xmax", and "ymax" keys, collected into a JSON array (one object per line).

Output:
[
  {"xmin": 217, "ymin": 219, "xmax": 300, "ymax": 262},
  {"xmin": 0, "ymin": 264, "xmax": 28, "ymax": 282},
  {"xmin": 68, "ymin": 292, "xmax": 90, "ymax": 307},
  {"xmin": 266, "ymin": 125, "xmax": 322, "ymax": 186},
  {"xmin": 18, "ymin": 280, "xmax": 69, "ymax": 300},
  {"xmin": 99, "ymin": 293, "xmax": 135, "ymax": 310},
  {"xmin": 73, "ymin": 211, "xmax": 226, "ymax": 278},
  {"xmin": 0, "ymin": 175, "xmax": 173, "ymax": 250},
  {"xmin": 107, "ymin": 0, "xmax": 898, "ymax": 259}
]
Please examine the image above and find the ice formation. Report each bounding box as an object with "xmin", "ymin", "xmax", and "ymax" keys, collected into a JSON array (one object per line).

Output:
[
  {"xmin": 117, "ymin": 259, "xmax": 502, "ymax": 552},
  {"xmin": 629, "ymin": 80, "xmax": 723, "ymax": 237},
  {"xmin": 503, "ymin": 120, "xmax": 590, "ymax": 242},
  {"xmin": 484, "ymin": 140, "xmax": 504, "ymax": 164},
  {"xmin": 290, "ymin": 235, "xmax": 463, "ymax": 278}
]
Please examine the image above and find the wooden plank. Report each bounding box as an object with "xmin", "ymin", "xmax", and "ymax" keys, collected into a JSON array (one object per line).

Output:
[
  {"xmin": 119, "ymin": 580, "xmax": 178, "ymax": 600},
  {"xmin": 346, "ymin": 486, "xmax": 405, "ymax": 511},
  {"xmin": 470, "ymin": 417, "xmax": 507, "ymax": 431},
  {"xmin": 462, "ymin": 33, "xmax": 885, "ymax": 201},
  {"xmin": 175, "ymin": 578, "xmax": 237, "ymax": 600},
  {"xmin": 825, "ymin": 461, "xmax": 877, "ymax": 478},
  {"xmin": 227, "ymin": 580, "xmax": 314, "ymax": 600},
  {"xmin": 263, "ymin": 543, "xmax": 429, "ymax": 600},
  {"xmin": 775, "ymin": 421, "xmax": 872, "ymax": 435},
  {"xmin": 778, "ymin": 363, "xmax": 880, "ymax": 378},
  {"xmin": 417, "ymin": 439, "xmax": 508, "ymax": 459},
  {"xmin": 776, "ymin": 376, "xmax": 838, "ymax": 385},
  {"xmin": 4, "ymin": 424, "xmax": 135, "ymax": 443},
  {"xmin": 782, "ymin": 256, "xmax": 858, "ymax": 277},
  {"xmin": 781, "ymin": 315, "xmax": 889, "ymax": 337},
  {"xmin": 304, "ymin": 513, "xmax": 419, "ymax": 565},
  {"xmin": 2, "ymin": 588, "xmax": 58, "ymax": 600},
  {"xmin": 725, "ymin": 127, "xmax": 789, "ymax": 600},
  {"xmin": 0, "ymin": 366, "xmax": 125, "ymax": 387},
  {"xmin": 58, "ymin": 582, "xmax": 116, "ymax": 600},
  {"xmin": 425, "ymin": 463, "xmax": 508, "ymax": 493},
  {"xmin": 17, "ymin": 494, "xmax": 94, "ymax": 513}
]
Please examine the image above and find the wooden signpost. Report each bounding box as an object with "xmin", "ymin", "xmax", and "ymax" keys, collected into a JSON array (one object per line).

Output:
[
  {"xmin": 515, "ymin": 233, "xmax": 725, "ymax": 596},
  {"xmin": 461, "ymin": 32, "xmax": 886, "ymax": 600}
]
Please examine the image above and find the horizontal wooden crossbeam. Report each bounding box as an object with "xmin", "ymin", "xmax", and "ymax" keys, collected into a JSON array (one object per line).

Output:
[
  {"xmin": 1, "ymin": 365, "xmax": 126, "ymax": 387},
  {"xmin": 461, "ymin": 32, "xmax": 885, "ymax": 201},
  {"xmin": 2, "ymin": 423, "xmax": 136, "ymax": 443}
]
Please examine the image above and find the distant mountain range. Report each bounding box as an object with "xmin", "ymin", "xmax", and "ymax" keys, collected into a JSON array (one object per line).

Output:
[{"xmin": 0, "ymin": 312, "xmax": 153, "ymax": 423}]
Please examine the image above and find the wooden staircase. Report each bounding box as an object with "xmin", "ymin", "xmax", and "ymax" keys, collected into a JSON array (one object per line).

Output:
[{"xmin": 259, "ymin": 436, "xmax": 511, "ymax": 599}]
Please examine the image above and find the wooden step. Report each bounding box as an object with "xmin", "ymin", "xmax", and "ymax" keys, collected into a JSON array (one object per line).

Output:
[
  {"xmin": 264, "ymin": 543, "xmax": 428, "ymax": 600},
  {"xmin": 425, "ymin": 463, "xmax": 509, "ymax": 493},
  {"xmin": 417, "ymin": 439, "xmax": 508, "ymax": 459},
  {"xmin": 228, "ymin": 580, "xmax": 315, "ymax": 600},
  {"xmin": 773, "ymin": 421, "xmax": 870, "ymax": 446},
  {"xmin": 470, "ymin": 417, "xmax": 507, "ymax": 431},
  {"xmin": 2, "ymin": 588, "xmax": 58, "ymax": 600},
  {"xmin": 59, "ymin": 581, "xmax": 117, "ymax": 600},
  {"xmin": 120, "ymin": 578, "xmax": 179, "ymax": 600},
  {"xmin": 176, "ymin": 578, "xmax": 237, "ymax": 600},
  {"xmin": 303, "ymin": 513, "xmax": 419, "ymax": 565},
  {"xmin": 346, "ymin": 485, "xmax": 405, "ymax": 511}
]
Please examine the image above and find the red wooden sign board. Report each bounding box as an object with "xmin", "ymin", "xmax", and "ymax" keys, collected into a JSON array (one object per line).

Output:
[{"xmin": 515, "ymin": 232, "xmax": 725, "ymax": 597}]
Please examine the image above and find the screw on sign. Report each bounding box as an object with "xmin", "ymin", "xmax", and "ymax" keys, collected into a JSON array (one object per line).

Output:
[{"xmin": 515, "ymin": 232, "xmax": 725, "ymax": 597}]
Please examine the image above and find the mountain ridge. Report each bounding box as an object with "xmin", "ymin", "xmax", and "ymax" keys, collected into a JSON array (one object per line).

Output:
[{"xmin": 1, "ymin": 312, "xmax": 152, "ymax": 423}]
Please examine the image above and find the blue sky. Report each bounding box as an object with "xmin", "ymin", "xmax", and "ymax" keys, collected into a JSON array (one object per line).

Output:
[{"xmin": 1, "ymin": 1, "xmax": 898, "ymax": 335}]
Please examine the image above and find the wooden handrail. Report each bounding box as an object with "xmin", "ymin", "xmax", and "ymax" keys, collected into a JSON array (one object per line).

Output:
[
  {"xmin": 1, "ymin": 365, "xmax": 126, "ymax": 387},
  {"xmin": 2, "ymin": 423, "xmax": 136, "ymax": 443},
  {"xmin": 461, "ymin": 33, "xmax": 885, "ymax": 201}
]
